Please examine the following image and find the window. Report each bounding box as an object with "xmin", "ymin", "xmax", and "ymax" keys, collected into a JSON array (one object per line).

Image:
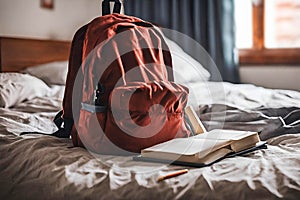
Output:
[{"xmin": 235, "ymin": 0, "xmax": 300, "ymax": 65}]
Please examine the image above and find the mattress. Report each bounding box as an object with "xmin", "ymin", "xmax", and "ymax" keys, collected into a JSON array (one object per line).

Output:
[{"xmin": 0, "ymin": 81, "xmax": 299, "ymax": 200}]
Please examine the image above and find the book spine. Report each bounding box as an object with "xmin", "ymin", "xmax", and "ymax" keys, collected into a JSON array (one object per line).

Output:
[{"xmin": 184, "ymin": 106, "xmax": 207, "ymax": 134}]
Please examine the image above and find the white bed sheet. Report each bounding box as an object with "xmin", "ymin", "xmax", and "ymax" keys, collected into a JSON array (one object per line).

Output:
[
  {"xmin": 187, "ymin": 81, "xmax": 300, "ymax": 110},
  {"xmin": 0, "ymin": 82, "xmax": 299, "ymax": 199}
]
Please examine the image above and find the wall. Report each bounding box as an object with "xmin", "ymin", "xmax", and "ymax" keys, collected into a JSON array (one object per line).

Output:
[
  {"xmin": 0, "ymin": 0, "xmax": 107, "ymax": 41},
  {"xmin": 239, "ymin": 65, "xmax": 300, "ymax": 91}
]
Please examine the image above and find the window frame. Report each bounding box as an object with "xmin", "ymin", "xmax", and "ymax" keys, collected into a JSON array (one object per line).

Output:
[{"xmin": 238, "ymin": 0, "xmax": 300, "ymax": 65}]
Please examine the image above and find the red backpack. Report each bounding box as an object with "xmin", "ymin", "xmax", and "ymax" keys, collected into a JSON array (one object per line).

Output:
[{"xmin": 53, "ymin": 0, "xmax": 190, "ymax": 154}]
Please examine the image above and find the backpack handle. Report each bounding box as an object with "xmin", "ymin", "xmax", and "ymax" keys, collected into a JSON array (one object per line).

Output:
[{"xmin": 102, "ymin": 0, "xmax": 121, "ymax": 16}]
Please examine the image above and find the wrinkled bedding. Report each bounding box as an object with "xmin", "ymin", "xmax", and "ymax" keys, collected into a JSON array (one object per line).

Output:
[{"xmin": 0, "ymin": 82, "xmax": 299, "ymax": 199}]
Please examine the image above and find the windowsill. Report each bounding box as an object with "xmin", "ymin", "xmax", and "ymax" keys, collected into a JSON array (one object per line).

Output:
[{"xmin": 239, "ymin": 48, "xmax": 300, "ymax": 65}]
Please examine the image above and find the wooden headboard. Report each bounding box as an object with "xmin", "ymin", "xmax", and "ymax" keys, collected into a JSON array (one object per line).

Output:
[{"xmin": 0, "ymin": 37, "xmax": 71, "ymax": 72}]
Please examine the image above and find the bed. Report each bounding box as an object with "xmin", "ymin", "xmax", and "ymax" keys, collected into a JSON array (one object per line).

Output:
[{"xmin": 0, "ymin": 36, "xmax": 299, "ymax": 200}]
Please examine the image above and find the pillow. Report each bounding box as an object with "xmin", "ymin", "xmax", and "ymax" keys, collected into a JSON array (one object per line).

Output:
[
  {"xmin": 164, "ymin": 37, "xmax": 211, "ymax": 84},
  {"xmin": 23, "ymin": 61, "xmax": 68, "ymax": 85},
  {"xmin": 0, "ymin": 73, "xmax": 50, "ymax": 108}
]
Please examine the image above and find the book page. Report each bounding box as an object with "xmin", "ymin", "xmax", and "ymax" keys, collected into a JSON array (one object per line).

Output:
[
  {"xmin": 193, "ymin": 129, "xmax": 257, "ymax": 141},
  {"xmin": 142, "ymin": 137, "xmax": 230, "ymax": 156}
]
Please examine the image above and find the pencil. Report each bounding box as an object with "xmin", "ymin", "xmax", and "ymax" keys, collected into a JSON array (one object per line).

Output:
[{"xmin": 157, "ymin": 169, "xmax": 189, "ymax": 182}]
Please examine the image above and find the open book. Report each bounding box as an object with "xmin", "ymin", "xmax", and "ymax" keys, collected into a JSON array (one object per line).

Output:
[{"xmin": 134, "ymin": 129, "xmax": 267, "ymax": 167}]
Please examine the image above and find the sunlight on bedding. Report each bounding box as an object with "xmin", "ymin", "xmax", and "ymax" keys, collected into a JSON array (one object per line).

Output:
[{"xmin": 65, "ymin": 158, "xmax": 108, "ymax": 189}]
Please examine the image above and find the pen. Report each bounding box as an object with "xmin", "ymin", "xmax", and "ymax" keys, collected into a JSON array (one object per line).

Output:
[{"xmin": 157, "ymin": 169, "xmax": 189, "ymax": 182}]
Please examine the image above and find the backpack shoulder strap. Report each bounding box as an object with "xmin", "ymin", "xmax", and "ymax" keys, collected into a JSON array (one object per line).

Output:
[{"xmin": 52, "ymin": 110, "xmax": 74, "ymax": 138}]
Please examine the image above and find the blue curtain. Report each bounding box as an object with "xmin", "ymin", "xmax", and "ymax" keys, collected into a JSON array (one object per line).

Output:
[{"xmin": 124, "ymin": 0, "xmax": 239, "ymax": 83}]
